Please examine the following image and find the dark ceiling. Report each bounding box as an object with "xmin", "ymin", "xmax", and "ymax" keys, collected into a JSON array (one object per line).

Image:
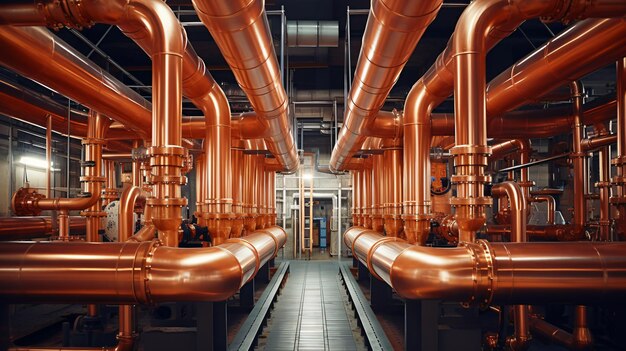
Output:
[{"xmin": 24, "ymin": 0, "xmax": 616, "ymax": 117}]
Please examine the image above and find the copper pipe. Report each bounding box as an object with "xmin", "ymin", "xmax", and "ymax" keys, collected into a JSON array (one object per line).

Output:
[
  {"xmin": 344, "ymin": 228, "xmax": 626, "ymax": 304},
  {"xmin": 569, "ymin": 81, "xmax": 587, "ymax": 235},
  {"xmin": 45, "ymin": 115, "xmax": 52, "ymax": 199},
  {"xmin": 0, "ymin": 226, "xmax": 287, "ymax": 303},
  {"xmin": 487, "ymin": 18, "xmax": 626, "ymax": 117},
  {"xmin": 530, "ymin": 306, "xmax": 593, "ymax": 351},
  {"xmin": 128, "ymin": 224, "xmax": 156, "ymax": 243},
  {"xmin": 491, "ymin": 182, "xmax": 530, "ymax": 350},
  {"xmin": 362, "ymin": 161, "xmax": 372, "ymax": 229},
  {"xmin": 330, "ymin": 0, "xmax": 442, "ymax": 170},
  {"xmin": 243, "ymin": 154, "xmax": 257, "ymax": 234},
  {"xmin": 612, "ymin": 58, "xmax": 626, "ymax": 240},
  {"xmin": 597, "ymin": 145, "xmax": 611, "ymax": 241},
  {"xmin": 581, "ymin": 134, "xmax": 617, "ymax": 152},
  {"xmin": 193, "ymin": 0, "xmax": 298, "ymax": 172},
  {"xmin": 231, "ymin": 145, "xmax": 244, "ymax": 238},
  {"xmin": 119, "ymin": 186, "xmax": 145, "ymax": 243},
  {"xmin": 57, "ymin": 209, "xmax": 69, "ymax": 241},
  {"xmin": 102, "ymin": 160, "xmax": 119, "ymax": 206},
  {"xmin": 0, "ymin": 26, "xmax": 151, "ymax": 138},
  {"xmin": 255, "ymin": 155, "xmax": 266, "ymax": 231},
  {"xmin": 383, "ymin": 141, "xmax": 403, "ymax": 239},
  {"xmin": 371, "ymin": 154, "xmax": 384, "ymax": 232},
  {"xmin": 0, "ymin": 216, "xmax": 84, "ymax": 240},
  {"xmin": 195, "ymin": 153, "xmax": 207, "ymax": 226},
  {"xmin": 531, "ymin": 195, "xmax": 556, "ymax": 225}
]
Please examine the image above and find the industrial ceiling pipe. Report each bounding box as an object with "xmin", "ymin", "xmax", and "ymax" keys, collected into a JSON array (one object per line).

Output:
[
  {"xmin": 491, "ymin": 182, "xmax": 530, "ymax": 350},
  {"xmin": 0, "ymin": 226, "xmax": 286, "ymax": 304},
  {"xmin": 344, "ymin": 228, "xmax": 626, "ymax": 304},
  {"xmin": 404, "ymin": 11, "xmax": 626, "ymax": 246},
  {"xmin": 330, "ymin": 0, "xmax": 442, "ymax": 171},
  {"xmin": 193, "ymin": 0, "xmax": 299, "ymax": 172}
]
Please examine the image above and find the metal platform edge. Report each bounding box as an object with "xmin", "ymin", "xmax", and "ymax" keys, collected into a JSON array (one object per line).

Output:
[
  {"xmin": 339, "ymin": 263, "xmax": 394, "ymax": 351},
  {"xmin": 228, "ymin": 261, "xmax": 290, "ymax": 351}
]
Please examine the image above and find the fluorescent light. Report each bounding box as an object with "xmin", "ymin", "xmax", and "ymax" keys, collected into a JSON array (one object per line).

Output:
[
  {"xmin": 302, "ymin": 172, "xmax": 313, "ymax": 180},
  {"xmin": 19, "ymin": 156, "xmax": 51, "ymax": 170}
]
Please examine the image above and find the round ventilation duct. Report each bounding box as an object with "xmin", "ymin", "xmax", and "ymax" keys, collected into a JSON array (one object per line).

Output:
[{"xmin": 287, "ymin": 21, "xmax": 338, "ymax": 47}]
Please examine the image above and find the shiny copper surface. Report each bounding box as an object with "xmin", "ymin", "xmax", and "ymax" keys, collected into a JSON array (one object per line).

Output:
[
  {"xmin": 612, "ymin": 58, "xmax": 626, "ymax": 239},
  {"xmin": 531, "ymin": 195, "xmax": 556, "ymax": 225},
  {"xmin": 119, "ymin": 186, "xmax": 145, "ymax": 242},
  {"xmin": 0, "ymin": 226, "xmax": 286, "ymax": 303},
  {"xmin": 0, "ymin": 216, "xmax": 82, "ymax": 240},
  {"xmin": 330, "ymin": 0, "xmax": 442, "ymax": 170},
  {"xmin": 193, "ymin": 0, "xmax": 298, "ymax": 172},
  {"xmin": 345, "ymin": 229, "xmax": 626, "ymax": 304}
]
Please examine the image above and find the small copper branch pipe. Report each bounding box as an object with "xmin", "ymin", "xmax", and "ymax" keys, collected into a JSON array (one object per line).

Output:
[
  {"xmin": 194, "ymin": 152, "xmax": 207, "ymax": 226},
  {"xmin": 383, "ymin": 141, "xmax": 403, "ymax": 239},
  {"xmin": 329, "ymin": 0, "xmax": 442, "ymax": 170},
  {"xmin": 612, "ymin": 58, "xmax": 626, "ymax": 240},
  {"xmin": 102, "ymin": 160, "xmax": 118, "ymax": 206},
  {"xmin": 243, "ymin": 154, "xmax": 257, "ymax": 234},
  {"xmin": 255, "ymin": 155, "xmax": 267, "ymax": 230},
  {"xmin": 0, "ymin": 226, "xmax": 287, "ymax": 304},
  {"xmin": 492, "ymin": 182, "xmax": 531, "ymax": 351},
  {"xmin": 119, "ymin": 186, "xmax": 145, "ymax": 242},
  {"xmin": 57, "ymin": 209, "xmax": 69, "ymax": 241},
  {"xmin": 352, "ymin": 169, "xmax": 362, "ymax": 226},
  {"xmin": 570, "ymin": 81, "xmax": 587, "ymax": 234},
  {"xmin": 530, "ymin": 195, "xmax": 556, "ymax": 225},
  {"xmin": 530, "ymin": 305, "xmax": 593, "ymax": 351},
  {"xmin": 343, "ymin": 228, "xmax": 626, "ymax": 304},
  {"xmin": 192, "ymin": 0, "xmax": 298, "ymax": 172}
]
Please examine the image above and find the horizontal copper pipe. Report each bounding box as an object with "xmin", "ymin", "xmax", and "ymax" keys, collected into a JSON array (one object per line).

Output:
[
  {"xmin": 0, "ymin": 226, "xmax": 287, "ymax": 303},
  {"xmin": 330, "ymin": 0, "xmax": 442, "ymax": 171},
  {"xmin": 0, "ymin": 26, "xmax": 151, "ymax": 138},
  {"xmin": 581, "ymin": 133, "xmax": 616, "ymax": 152},
  {"xmin": 345, "ymin": 227, "xmax": 626, "ymax": 304},
  {"xmin": 0, "ymin": 216, "xmax": 86, "ymax": 240},
  {"xmin": 193, "ymin": 0, "xmax": 298, "ymax": 172}
]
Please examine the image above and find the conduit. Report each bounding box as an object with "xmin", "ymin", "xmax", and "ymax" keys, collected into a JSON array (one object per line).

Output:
[
  {"xmin": 344, "ymin": 228, "xmax": 626, "ymax": 304},
  {"xmin": 0, "ymin": 226, "xmax": 286, "ymax": 304},
  {"xmin": 330, "ymin": 0, "xmax": 442, "ymax": 171},
  {"xmin": 193, "ymin": 0, "xmax": 299, "ymax": 172}
]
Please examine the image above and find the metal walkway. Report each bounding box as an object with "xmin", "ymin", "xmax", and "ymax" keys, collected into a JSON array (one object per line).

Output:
[{"xmin": 257, "ymin": 261, "xmax": 366, "ymax": 351}]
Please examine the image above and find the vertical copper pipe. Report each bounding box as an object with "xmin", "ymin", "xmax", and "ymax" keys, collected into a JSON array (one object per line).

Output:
[
  {"xmin": 363, "ymin": 162, "xmax": 372, "ymax": 229},
  {"xmin": 131, "ymin": 140, "xmax": 141, "ymax": 187},
  {"xmin": 492, "ymin": 182, "xmax": 530, "ymax": 350},
  {"xmin": 243, "ymin": 154, "xmax": 257, "ymax": 234},
  {"xmin": 598, "ymin": 145, "xmax": 611, "ymax": 240},
  {"xmin": 309, "ymin": 179, "xmax": 313, "ymax": 254},
  {"xmin": 570, "ymin": 81, "xmax": 586, "ymax": 233},
  {"xmin": 383, "ymin": 141, "xmax": 403, "ymax": 238},
  {"xmin": 195, "ymin": 153, "xmax": 206, "ymax": 226},
  {"xmin": 353, "ymin": 170, "xmax": 362, "ymax": 227},
  {"xmin": 192, "ymin": 0, "xmax": 298, "ymax": 172},
  {"xmin": 299, "ymin": 170, "xmax": 305, "ymax": 253},
  {"xmin": 255, "ymin": 155, "xmax": 266, "ymax": 230},
  {"xmin": 531, "ymin": 195, "xmax": 556, "ymax": 225},
  {"xmin": 612, "ymin": 58, "xmax": 626, "ymax": 240},
  {"xmin": 371, "ymin": 154, "xmax": 384, "ymax": 232},
  {"xmin": 119, "ymin": 186, "xmax": 144, "ymax": 242},
  {"xmin": 351, "ymin": 171, "xmax": 358, "ymax": 225},
  {"xmin": 329, "ymin": 0, "xmax": 442, "ymax": 170},
  {"xmin": 231, "ymin": 145, "xmax": 244, "ymax": 238},
  {"xmin": 58, "ymin": 209, "xmax": 69, "ymax": 241},
  {"xmin": 45, "ymin": 114, "xmax": 52, "ymax": 199}
]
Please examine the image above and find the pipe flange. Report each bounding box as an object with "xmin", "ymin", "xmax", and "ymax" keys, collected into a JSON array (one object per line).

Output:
[
  {"xmin": 136, "ymin": 240, "xmax": 160, "ymax": 305},
  {"xmin": 475, "ymin": 239, "xmax": 495, "ymax": 308},
  {"xmin": 610, "ymin": 195, "xmax": 626, "ymax": 205},
  {"xmin": 146, "ymin": 197, "xmax": 188, "ymax": 207},
  {"xmin": 611, "ymin": 176, "xmax": 626, "ymax": 185},
  {"xmin": 450, "ymin": 144, "xmax": 492, "ymax": 156},
  {"xmin": 147, "ymin": 145, "xmax": 187, "ymax": 157},
  {"xmin": 148, "ymin": 175, "xmax": 187, "ymax": 185},
  {"xmin": 450, "ymin": 175, "xmax": 492, "ymax": 184},
  {"xmin": 366, "ymin": 237, "xmax": 403, "ymax": 281},
  {"xmin": 449, "ymin": 196, "xmax": 493, "ymax": 206},
  {"xmin": 595, "ymin": 181, "xmax": 611, "ymax": 188},
  {"xmin": 80, "ymin": 175, "xmax": 107, "ymax": 183},
  {"xmin": 611, "ymin": 156, "xmax": 626, "ymax": 166},
  {"xmin": 226, "ymin": 238, "xmax": 260, "ymax": 283}
]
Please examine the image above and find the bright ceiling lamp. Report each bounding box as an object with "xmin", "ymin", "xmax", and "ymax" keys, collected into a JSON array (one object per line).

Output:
[{"xmin": 19, "ymin": 156, "xmax": 51, "ymax": 170}]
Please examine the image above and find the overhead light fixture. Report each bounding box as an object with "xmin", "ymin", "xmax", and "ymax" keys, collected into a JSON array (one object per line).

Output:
[
  {"xmin": 302, "ymin": 172, "xmax": 313, "ymax": 180},
  {"xmin": 19, "ymin": 156, "xmax": 51, "ymax": 170}
]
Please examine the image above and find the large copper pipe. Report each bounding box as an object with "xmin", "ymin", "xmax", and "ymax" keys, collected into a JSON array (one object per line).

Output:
[
  {"xmin": 329, "ymin": 0, "xmax": 442, "ymax": 170},
  {"xmin": 344, "ymin": 228, "xmax": 626, "ymax": 304},
  {"xmin": 193, "ymin": 0, "xmax": 298, "ymax": 172},
  {"xmin": 570, "ymin": 82, "xmax": 587, "ymax": 233},
  {"xmin": 0, "ymin": 26, "xmax": 151, "ymax": 137},
  {"xmin": 0, "ymin": 226, "xmax": 286, "ymax": 303},
  {"xmin": 383, "ymin": 141, "xmax": 403, "ymax": 239}
]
